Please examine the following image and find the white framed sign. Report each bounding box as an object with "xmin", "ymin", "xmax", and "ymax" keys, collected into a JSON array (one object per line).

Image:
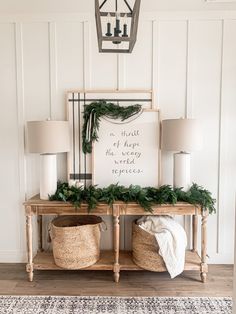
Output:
[
  {"xmin": 92, "ymin": 109, "xmax": 160, "ymax": 187},
  {"xmin": 67, "ymin": 89, "xmax": 158, "ymax": 187}
]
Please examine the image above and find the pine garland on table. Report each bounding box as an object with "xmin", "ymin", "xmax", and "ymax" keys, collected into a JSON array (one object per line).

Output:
[
  {"xmin": 65, "ymin": 100, "xmax": 216, "ymax": 214},
  {"xmin": 82, "ymin": 100, "xmax": 142, "ymax": 154},
  {"xmin": 50, "ymin": 182, "xmax": 216, "ymax": 214}
]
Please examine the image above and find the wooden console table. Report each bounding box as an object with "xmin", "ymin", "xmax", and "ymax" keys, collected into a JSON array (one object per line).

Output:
[{"xmin": 24, "ymin": 196, "xmax": 208, "ymax": 283}]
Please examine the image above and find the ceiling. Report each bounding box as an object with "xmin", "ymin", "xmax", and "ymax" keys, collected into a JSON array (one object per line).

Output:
[{"xmin": 0, "ymin": 0, "xmax": 236, "ymax": 14}]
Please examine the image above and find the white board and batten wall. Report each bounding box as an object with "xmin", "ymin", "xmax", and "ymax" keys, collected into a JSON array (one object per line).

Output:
[{"xmin": 0, "ymin": 9, "xmax": 236, "ymax": 263}]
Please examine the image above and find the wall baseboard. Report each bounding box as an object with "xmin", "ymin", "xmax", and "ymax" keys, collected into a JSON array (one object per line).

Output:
[{"xmin": 0, "ymin": 250, "xmax": 27, "ymax": 263}]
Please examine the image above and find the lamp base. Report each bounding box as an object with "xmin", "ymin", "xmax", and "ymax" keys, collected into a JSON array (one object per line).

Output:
[
  {"xmin": 40, "ymin": 154, "xmax": 57, "ymax": 200},
  {"xmin": 173, "ymin": 152, "xmax": 191, "ymax": 191}
]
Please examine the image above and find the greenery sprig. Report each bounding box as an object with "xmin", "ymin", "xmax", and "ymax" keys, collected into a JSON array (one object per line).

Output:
[
  {"xmin": 50, "ymin": 182, "xmax": 216, "ymax": 214},
  {"xmin": 82, "ymin": 100, "xmax": 142, "ymax": 154}
]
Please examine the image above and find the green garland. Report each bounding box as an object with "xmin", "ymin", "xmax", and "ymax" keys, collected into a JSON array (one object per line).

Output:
[
  {"xmin": 82, "ymin": 100, "xmax": 142, "ymax": 154},
  {"xmin": 50, "ymin": 182, "xmax": 216, "ymax": 214}
]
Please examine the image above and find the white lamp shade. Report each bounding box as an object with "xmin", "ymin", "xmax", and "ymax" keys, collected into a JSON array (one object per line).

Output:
[
  {"xmin": 161, "ymin": 118, "xmax": 202, "ymax": 152},
  {"xmin": 27, "ymin": 120, "xmax": 70, "ymax": 154}
]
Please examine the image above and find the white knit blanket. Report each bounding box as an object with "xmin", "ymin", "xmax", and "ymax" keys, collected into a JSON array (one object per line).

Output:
[{"xmin": 137, "ymin": 215, "xmax": 187, "ymax": 278}]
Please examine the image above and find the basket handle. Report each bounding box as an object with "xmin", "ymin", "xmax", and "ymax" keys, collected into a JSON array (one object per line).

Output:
[{"xmin": 100, "ymin": 219, "xmax": 107, "ymax": 232}]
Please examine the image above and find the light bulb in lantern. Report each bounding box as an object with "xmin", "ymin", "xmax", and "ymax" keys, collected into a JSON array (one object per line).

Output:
[
  {"xmin": 122, "ymin": 13, "xmax": 128, "ymax": 37},
  {"xmin": 115, "ymin": 12, "xmax": 122, "ymax": 34},
  {"xmin": 113, "ymin": 11, "xmax": 121, "ymax": 44},
  {"xmin": 105, "ymin": 12, "xmax": 112, "ymax": 36}
]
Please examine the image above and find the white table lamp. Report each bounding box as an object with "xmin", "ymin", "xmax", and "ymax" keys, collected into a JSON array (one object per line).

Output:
[
  {"xmin": 27, "ymin": 120, "xmax": 70, "ymax": 200},
  {"xmin": 161, "ymin": 118, "xmax": 202, "ymax": 191}
]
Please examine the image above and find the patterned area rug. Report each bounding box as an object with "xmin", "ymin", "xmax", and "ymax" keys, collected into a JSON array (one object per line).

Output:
[{"xmin": 0, "ymin": 296, "xmax": 232, "ymax": 314}]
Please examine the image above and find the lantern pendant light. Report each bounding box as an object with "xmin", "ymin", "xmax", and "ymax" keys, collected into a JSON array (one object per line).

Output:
[{"xmin": 95, "ymin": 0, "xmax": 141, "ymax": 53}]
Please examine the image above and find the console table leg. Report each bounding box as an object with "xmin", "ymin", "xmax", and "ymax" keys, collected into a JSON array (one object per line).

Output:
[
  {"xmin": 113, "ymin": 205, "xmax": 120, "ymax": 283},
  {"xmin": 114, "ymin": 263, "xmax": 120, "ymax": 283},
  {"xmin": 201, "ymin": 272, "xmax": 207, "ymax": 283},
  {"xmin": 26, "ymin": 210, "xmax": 34, "ymax": 282},
  {"xmin": 201, "ymin": 210, "xmax": 208, "ymax": 283}
]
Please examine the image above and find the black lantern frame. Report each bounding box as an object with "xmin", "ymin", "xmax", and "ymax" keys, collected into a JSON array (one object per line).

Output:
[{"xmin": 95, "ymin": 0, "xmax": 141, "ymax": 53}]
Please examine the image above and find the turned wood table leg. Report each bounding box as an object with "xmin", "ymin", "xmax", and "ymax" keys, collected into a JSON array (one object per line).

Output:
[
  {"xmin": 113, "ymin": 204, "xmax": 120, "ymax": 283},
  {"xmin": 192, "ymin": 213, "xmax": 198, "ymax": 252},
  {"xmin": 201, "ymin": 210, "xmax": 208, "ymax": 283},
  {"xmin": 37, "ymin": 215, "xmax": 43, "ymax": 252},
  {"xmin": 26, "ymin": 207, "xmax": 34, "ymax": 282}
]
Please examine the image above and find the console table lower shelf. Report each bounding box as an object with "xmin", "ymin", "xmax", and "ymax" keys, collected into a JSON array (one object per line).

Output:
[
  {"xmin": 24, "ymin": 197, "xmax": 208, "ymax": 283},
  {"xmin": 33, "ymin": 250, "xmax": 203, "ymax": 273}
]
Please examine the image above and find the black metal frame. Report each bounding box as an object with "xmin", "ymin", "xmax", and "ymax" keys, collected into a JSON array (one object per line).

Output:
[{"xmin": 95, "ymin": 0, "xmax": 141, "ymax": 53}]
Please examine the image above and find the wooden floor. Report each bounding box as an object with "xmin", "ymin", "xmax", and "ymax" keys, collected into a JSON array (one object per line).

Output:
[{"xmin": 0, "ymin": 264, "xmax": 232, "ymax": 297}]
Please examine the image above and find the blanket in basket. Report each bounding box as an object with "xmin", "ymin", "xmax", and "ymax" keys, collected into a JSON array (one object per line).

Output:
[{"xmin": 137, "ymin": 215, "xmax": 187, "ymax": 278}]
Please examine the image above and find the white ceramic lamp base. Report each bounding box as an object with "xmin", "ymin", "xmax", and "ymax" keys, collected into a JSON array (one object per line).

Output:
[
  {"xmin": 40, "ymin": 154, "xmax": 57, "ymax": 200},
  {"xmin": 173, "ymin": 152, "xmax": 191, "ymax": 191}
]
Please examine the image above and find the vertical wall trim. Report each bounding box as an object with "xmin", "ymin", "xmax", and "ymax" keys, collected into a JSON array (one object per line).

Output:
[
  {"xmin": 156, "ymin": 21, "xmax": 161, "ymax": 109},
  {"xmin": 48, "ymin": 22, "xmax": 57, "ymax": 119},
  {"xmin": 116, "ymin": 54, "xmax": 120, "ymax": 90},
  {"xmin": 183, "ymin": 19, "xmax": 192, "ymax": 246},
  {"xmin": 83, "ymin": 20, "xmax": 92, "ymax": 189},
  {"xmin": 216, "ymin": 19, "xmax": 225, "ymax": 254},
  {"xmin": 185, "ymin": 20, "xmax": 190, "ymax": 118},
  {"xmin": 186, "ymin": 20, "xmax": 193, "ymax": 119},
  {"xmin": 15, "ymin": 22, "xmax": 27, "ymax": 256},
  {"xmin": 82, "ymin": 21, "xmax": 86, "ymax": 89},
  {"xmin": 117, "ymin": 54, "xmax": 126, "ymax": 90},
  {"xmin": 151, "ymin": 20, "xmax": 158, "ymax": 108},
  {"xmin": 83, "ymin": 21, "xmax": 91, "ymax": 89},
  {"xmin": 122, "ymin": 54, "xmax": 126, "ymax": 89}
]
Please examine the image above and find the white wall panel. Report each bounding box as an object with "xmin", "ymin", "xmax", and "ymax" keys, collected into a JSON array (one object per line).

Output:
[
  {"xmin": 22, "ymin": 22, "xmax": 53, "ymax": 253},
  {"xmin": 0, "ymin": 13, "xmax": 235, "ymax": 263},
  {"xmin": 55, "ymin": 21, "xmax": 85, "ymax": 181},
  {"xmin": 56, "ymin": 21, "xmax": 84, "ymax": 107},
  {"xmin": 0, "ymin": 23, "xmax": 20, "ymax": 255},
  {"xmin": 158, "ymin": 21, "xmax": 188, "ymax": 186},
  {"xmin": 22, "ymin": 22, "xmax": 51, "ymax": 198},
  {"xmin": 217, "ymin": 20, "xmax": 236, "ymax": 262},
  {"xmin": 22, "ymin": 23, "xmax": 51, "ymax": 121},
  {"xmin": 188, "ymin": 20, "xmax": 222, "ymax": 261},
  {"xmin": 124, "ymin": 20, "xmax": 153, "ymax": 89},
  {"xmin": 157, "ymin": 20, "xmax": 190, "ymax": 237},
  {"xmin": 90, "ymin": 21, "xmax": 118, "ymax": 89}
]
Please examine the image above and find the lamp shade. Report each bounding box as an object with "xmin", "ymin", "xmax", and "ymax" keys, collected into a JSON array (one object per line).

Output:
[
  {"xmin": 161, "ymin": 118, "xmax": 202, "ymax": 152},
  {"xmin": 27, "ymin": 120, "xmax": 70, "ymax": 154}
]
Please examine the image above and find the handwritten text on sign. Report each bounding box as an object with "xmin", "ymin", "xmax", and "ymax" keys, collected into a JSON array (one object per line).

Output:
[
  {"xmin": 93, "ymin": 111, "xmax": 160, "ymax": 187},
  {"xmin": 106, "ymin": 129, "xmax": 143, "ymax": 177}
]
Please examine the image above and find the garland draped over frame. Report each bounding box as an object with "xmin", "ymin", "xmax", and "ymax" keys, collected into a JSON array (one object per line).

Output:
[
  {"xmin": 50, "ymin": 182, "xmax": 216, "ymax": 214},
  {"xmin": 82, "ymin": 100, "xmax": 142, "ymax": 154}
]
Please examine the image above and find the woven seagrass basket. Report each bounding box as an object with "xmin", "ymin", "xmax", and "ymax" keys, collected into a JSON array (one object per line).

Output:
[
  {"xmin": 50, "ymin": 215, "xmax": 102, "ymax": 269},
  {"xmin": 132, "ymin": 220, "xmax": 166, "ymax": 272}
]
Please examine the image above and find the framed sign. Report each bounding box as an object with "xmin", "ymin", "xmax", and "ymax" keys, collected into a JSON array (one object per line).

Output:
[
  {"xmin": 67, "ymin": 90, "xmax": 160, "ymax": 187},
  {"xmin": 92, "ymin": 109, "xmax": 160, "ymax": 187}
]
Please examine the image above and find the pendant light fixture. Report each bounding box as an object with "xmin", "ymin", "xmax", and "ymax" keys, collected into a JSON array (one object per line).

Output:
[{"xmin": 95, "ymin": 0, "xmax": 141, "ymax": 53}]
